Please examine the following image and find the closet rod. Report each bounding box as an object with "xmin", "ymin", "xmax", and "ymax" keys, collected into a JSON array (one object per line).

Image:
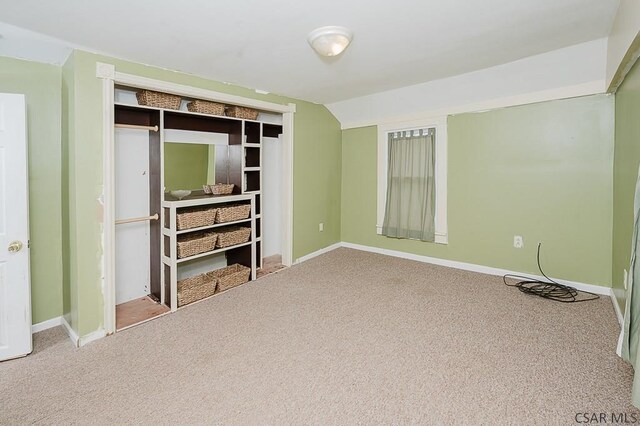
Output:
[
  {"xmin": 114, "ymin": 123, "xmax": 159, "ymax": 132},
  {"xmin": 115, "ymin": 213, "xmax": 159, "ymax": 225}
]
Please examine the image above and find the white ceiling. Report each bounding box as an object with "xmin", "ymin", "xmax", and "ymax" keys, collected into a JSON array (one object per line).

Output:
[{"xmin": 0, "ymin": 0, "xmax": 620, "ymax": 104}]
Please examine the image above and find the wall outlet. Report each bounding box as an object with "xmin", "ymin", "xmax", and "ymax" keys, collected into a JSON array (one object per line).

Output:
[
  {"xmin": 513, "ymin": 235, "xmax": 524, "ymax": 249},
  {"xmin": 624, "ymin": 269, "xmax": 628, "ymax": 289},
  {"xmin": 319, "ymin": 223, "xmax": 324, "ymax": 232}
]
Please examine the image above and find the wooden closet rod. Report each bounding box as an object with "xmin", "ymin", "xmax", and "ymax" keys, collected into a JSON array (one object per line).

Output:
[
  {"xmin": 115, "ymin": 213, "xmax": 159, "ymax": 225},
  {"xmin": 114, "ymin": 123, "xmax": 159, "ymax": 132}
]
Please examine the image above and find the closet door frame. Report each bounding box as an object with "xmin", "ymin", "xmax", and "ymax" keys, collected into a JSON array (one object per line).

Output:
[{"xmin": 97, "ymin": 62, "xmax": 295, "ymax": 335}]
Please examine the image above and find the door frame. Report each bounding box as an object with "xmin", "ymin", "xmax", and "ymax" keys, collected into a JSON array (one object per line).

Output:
[{"xmin": 96, "ymin": 63, "xmax": 296, "ymax": 335}]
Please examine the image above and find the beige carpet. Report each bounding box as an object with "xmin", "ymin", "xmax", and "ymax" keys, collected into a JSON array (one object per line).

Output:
[{"xmin": 2, "ymin": 248, "xmax": 638, "ymax": 425}]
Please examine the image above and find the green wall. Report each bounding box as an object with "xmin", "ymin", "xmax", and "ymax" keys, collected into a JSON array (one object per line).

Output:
[
  {"xmin": 164, "ymin": 143, "xmax": 209, "ymax": 191},
  {"xmin": 613, "ymin": 60, "xmax": 640, "ymax": 310},
  {"xmin": 64, "ymin": 50, "xmax": 342, "ymax": 336},
  {"xmin": 0, "ymin": 56, "xmax": 64, "ymax": 324},
  {"xmin": 342, "ymin": 94, "xmax": 614, "ymax": 286}
]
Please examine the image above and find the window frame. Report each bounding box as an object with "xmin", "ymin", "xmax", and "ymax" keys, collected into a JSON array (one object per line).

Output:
[{"xmin": 377, "ymin": 116, "xmax": 448, "ymax": 244}]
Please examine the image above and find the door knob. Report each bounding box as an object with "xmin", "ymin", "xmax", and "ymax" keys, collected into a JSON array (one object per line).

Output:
[{"xmin": 8, "ymin": 241, "xmax": 23, "ymax": 253}]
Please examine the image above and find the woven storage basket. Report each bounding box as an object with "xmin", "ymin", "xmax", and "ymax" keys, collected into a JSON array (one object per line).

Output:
[
  {"xmin": 215, "ymin": 204, "xmax": 251, "ymax": 223},
  {"xmin": 213, "ymin": 264, "xmax": 251, "ymax": 292},
  {"xmin": 226, "ymin": 105, "xmax": 259, "ymax": 120},
  {"xmin": 176, "ymin": 206, "xmax": 218, "ymax": 230},
  {"xmin": 177, "ymin": 232, "xmax": 218, "ymax": 258},
  {"xmin": 216, "ymin": 226, "xmax": 251, "ymax": 248},
  {"xmin": 187, "ymin": 100, "xmax": 225, "ymax": 116},
  {"xmin": 136, "ymin": 90, "xmax": 181, "ymax": 110},
  {"xmin": 208, "ymin": 183, "xmax": 234, "ymax": 195},
  {"xmin": 177, "ymin": 271, "xmax": 217, "ymax": 306}
]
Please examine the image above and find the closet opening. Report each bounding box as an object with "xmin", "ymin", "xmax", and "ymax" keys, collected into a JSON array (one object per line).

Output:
[{"xmin": 109, "ymin": 84, "xmax": 290, "ymax": 331}]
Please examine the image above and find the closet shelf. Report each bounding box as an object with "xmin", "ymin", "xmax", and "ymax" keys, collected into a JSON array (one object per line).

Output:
[
  {"xmin": 244, "ymin": 190, "xmax": 261, "ymax": 195},
  {"xmin": 168, "ymin": 218, "xmax": 253, "ymax": 235},
  {"xmin": 163, "ymin": 240, "xmax": 254, "ymax": 265},
  {"xmin": 244, "ymin": 167, "xmax": 260, "ymax": 172},
  {"xmin": 115, "ymin": 102, "xmax": 265, "ymax": 125},
  {"xmin": 244, "ymin": 143, "xmax": 261, "ymax": 148}
]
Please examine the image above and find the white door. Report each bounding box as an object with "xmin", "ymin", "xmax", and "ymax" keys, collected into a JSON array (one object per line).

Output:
[{"xmin": 0, "ymin": 94, "xmax": 32, "ymax": 361}]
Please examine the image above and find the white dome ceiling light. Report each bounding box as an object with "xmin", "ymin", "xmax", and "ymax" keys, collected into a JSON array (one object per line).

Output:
[{"xmin": 307, "ymin": 26, "xmax": 353, "ymax": 57}]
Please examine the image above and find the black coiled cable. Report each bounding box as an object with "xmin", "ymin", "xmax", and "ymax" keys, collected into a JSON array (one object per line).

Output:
[{"xmin": 503, "ymin": 243, "xmax": 599, "ymax": 303}]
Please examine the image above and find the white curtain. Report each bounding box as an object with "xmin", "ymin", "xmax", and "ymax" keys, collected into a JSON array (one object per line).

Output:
[
  {"xmin": 382, "ymin": 128, "xmax": 435, "ymax": 242},
  {"xmin": 619, "ymin": 165, "xmax": 640, "ymax": 408}
]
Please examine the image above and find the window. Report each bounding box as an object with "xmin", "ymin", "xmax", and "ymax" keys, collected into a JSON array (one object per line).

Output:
[{"xmin": 377, "ymin": 117, "xmax": 448, "ymax": 244}]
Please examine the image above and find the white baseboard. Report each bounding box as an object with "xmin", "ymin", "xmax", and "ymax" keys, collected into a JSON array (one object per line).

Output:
[
  {"xmin": 61, "ymin": 317, "xmax": 79, "ymax": 347},
  {"xmin": 79, "ymin": 329, "xmax": 106, "ymax": 347},
  {"xmin": 610, "ymin": 289, "xmax": 624, "ymax": 327},
  {"xmin": 31, "ymin": 316, "xmax": 62, "ymax": 333},
  {"xmin": 338, "ymin": 241, "xmax": 611, "ymax": 296},
  {"xmin": 33, "ymin": 316, "xmax": 105, "ymax": 348},
  {"xmin": 294, "ymin": 242, "xmax": 342, "ymax": 264}
]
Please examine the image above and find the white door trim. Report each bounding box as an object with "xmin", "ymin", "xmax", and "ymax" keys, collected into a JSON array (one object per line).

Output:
[{"xmin": 97, "ymin": 63, "xmax": 295, "ymax": 335}]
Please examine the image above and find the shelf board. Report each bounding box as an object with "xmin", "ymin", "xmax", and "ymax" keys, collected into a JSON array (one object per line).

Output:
[
  {"xmin": 172, "ymin": 218, "xmax": 252, "ymax": 235},
  {"xmin": 173, "ymin": 240, "xmax": 253, "ymax": 264},
  {"xmin": 115, "ymin": 102, "xmax": 265, "ymax": 125},
  {"xmin": 162, "ymin": 193, "xmax": 252, "ymax": 207},
  {"xmin": 243, "ymin": 167, "xmax": 260, "ymax": 172},
  {"xmin": 244, "ymin": 143, "xmax": 261, "ymax": 148},
  {"xmin": 177, "ymin": 279, "xmax": 252, "ymax": 310},
  {"xmin": 244, "ymin": 190, "xmax": 261, "ymax": 195}
]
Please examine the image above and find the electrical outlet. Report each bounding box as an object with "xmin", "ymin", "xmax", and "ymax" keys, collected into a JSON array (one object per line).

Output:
[
  {"xmin": 624, "ymin": 269, "xmax": 628, "ymax": 289},
  {"xmin": 513, "ymin": 235, "xmax": 524, "ymax": 249},
  {"xmin": 319, "ymin": 223, "xmax": 324, "ymax": 232}
]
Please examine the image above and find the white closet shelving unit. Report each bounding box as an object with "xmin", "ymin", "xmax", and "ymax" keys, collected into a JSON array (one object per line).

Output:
[
  {"xmin": 162, "ymin": 193, "xmax": 256, "ymax": 312},
  {"xmin": 113, "ymin": 88, "xmax": 283, "ymax": 319}
]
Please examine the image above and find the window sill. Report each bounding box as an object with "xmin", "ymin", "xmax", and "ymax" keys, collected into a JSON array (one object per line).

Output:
[{"xmin": 376, "ymin": 226, "xmax": 448, "ymax": 245}]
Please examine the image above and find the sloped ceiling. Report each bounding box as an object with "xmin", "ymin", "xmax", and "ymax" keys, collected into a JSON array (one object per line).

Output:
[{"xmin": 0, "ymin": 0, "xmax": 620, "ymax": 103}]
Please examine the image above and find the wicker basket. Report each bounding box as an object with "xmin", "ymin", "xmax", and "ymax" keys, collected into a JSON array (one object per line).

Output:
[
  {"xmin": 177, "ymin": 232, "xmax": 218, "ymax": 258},
  {"xmin": 216, "ymin": 227, "xmax": 251, "ymax": 248},
  {"xmin": 226, "ymin": 105, "xmax": 259, "ymax": 120},
  {"xmin": 136, "ymin": 90, "xmax": 182, "ymax": 110},
  {"xmin": 177, "ymin": 271, "xmax": 217, "ymax": 306},
  {"xmin": 207, "ymin": 183, "xmax": 234, "ymax": 195},
  {"xmin": 176, "ymin": 206, "xmax": 218, "ymax": 230},
  {"xmin": 213, "ymin": 264, "xmax": 251, "ymax": 292},
  {"xmin": 187, "ymin": 100, "xmax": 225, "ymax": 116},
  {"xmin": 216, "ymin": 204, "xmax": 251, "ymax": 223}
]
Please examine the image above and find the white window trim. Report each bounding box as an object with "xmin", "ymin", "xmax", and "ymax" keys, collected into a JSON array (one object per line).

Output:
[{"xmin": 376, "ymin": 116, "xmax": 448, "ymax": 244}]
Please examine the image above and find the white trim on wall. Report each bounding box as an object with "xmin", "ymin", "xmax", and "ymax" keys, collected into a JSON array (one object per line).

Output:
[
  {"xmin": 294, "ymin": 242, "xmax": 342, "ymax": 264},
  {"xmin": 31, "ymin": 316, "xmax": 63, "ymax": 333},
  {"xmin": 61, "ymin": 317, "xmax": 79, "ymax": 347},
  {"xmin": 295, "ymin": 242, "xmax": 612, "ymax": 297},
  {"xmin": 97, "ymin": 62, "xmax": 117, "ymax": 336},
  {"xmin": 611, "ymin": 290, "xmax": 624, "ymax": 327},
  {"xmin": 281, "ymin": 104, "xmax": 296, "ymax": 266},
  {"xmin": 377, "ymin": 116, "xmax": 448, "ymax": 244}
]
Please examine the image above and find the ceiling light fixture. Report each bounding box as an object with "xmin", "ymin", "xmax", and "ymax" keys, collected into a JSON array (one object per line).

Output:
[{"xmin": 307, "ymin": 26, "xmax": 353, "ymax": 57}]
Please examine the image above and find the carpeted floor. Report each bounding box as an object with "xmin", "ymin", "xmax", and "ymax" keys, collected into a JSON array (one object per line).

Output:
[{"xmin": 2, "ymin": 248, "xmax": 638, "ymax": 425}]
